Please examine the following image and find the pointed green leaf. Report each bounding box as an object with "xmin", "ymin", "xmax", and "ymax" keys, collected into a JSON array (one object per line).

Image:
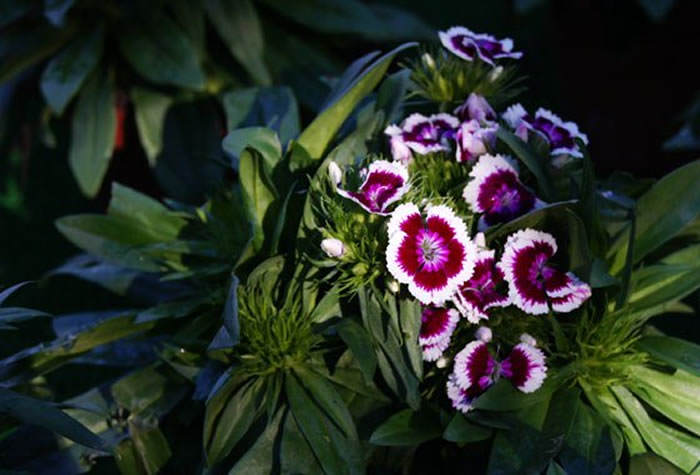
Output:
[
  {"xmin": 68, "ymin": 68, "xmax": 116, "ymax": 197},
  {"xmin": 131, "ymin": 87, "xmax": 173, "ymax": 166},
  {"xmin": 40, "ymin": 26, "xmax": 103, "ymax": 115}
]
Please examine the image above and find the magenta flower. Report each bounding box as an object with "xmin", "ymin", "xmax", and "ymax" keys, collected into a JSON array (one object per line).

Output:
[
  {"xmin": 454, "ymin": 93, "xmax": 497, "ymax": 123},
  {"xmin": 463, "ymin": 154, "xmax": 543, "ymax": 230},
  {"xmin": 500, "ymin": 334, "xmax": 547, "ymax": 393},
  {"xmin": 419, "ymin": 307, "xmax": 460, "ymax": 361},
  {"xmin": 448, "ymin": 328, "xmax": 496, "ymax": 412},
  {"xmin": 336, "ymin": 160, "xmax": 409, "ymax": 215},
  {"xmin": 498, "ymin": 229, "xmax": 592, "ymax": 315},
  {"xmin": 385, "ymin": 113, "xmax": 459, "ymax": 159},
  {"xmin": 453, "ymin": 248, "xmax": 510, "ymax": 323},
  {"xmin": 503, "ymin": 104, "xmax": 589, "ymax": 158},
  {"xmin": 439, "ymin": 26, "xmax": 522, "ymax": 66},
  {"xmin": 455, "ymin": 120, "xmax": 498, "ymax": 163},
  {"xmin": 386, "ymin": 203, "xmax": 477, "ymax": 305}
]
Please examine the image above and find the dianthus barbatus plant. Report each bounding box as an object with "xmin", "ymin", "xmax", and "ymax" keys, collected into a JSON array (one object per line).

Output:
[{"xmin": 1, "ymin": 24, "xmax": 699, "ymax": 475}]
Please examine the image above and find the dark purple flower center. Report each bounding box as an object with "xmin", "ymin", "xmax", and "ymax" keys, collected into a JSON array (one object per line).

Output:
[
  {"xmin": 500, "ymin": 347, "xmax": 531, "ymax": 388},
  {"xmin": 459, "ymin": 258, "xmax": 507, "ymax": 312},
  {"xmin": 404, "ymin": 120, "xmax": 454, "ymax": 147},
  {"xmin": 466, "ymin": 343, "xmax": 495, "ymax": 393}
]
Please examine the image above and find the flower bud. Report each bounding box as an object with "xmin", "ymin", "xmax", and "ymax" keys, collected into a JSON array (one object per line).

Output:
[
  {"xmin": 520, "ymin": 333, "xmax": 537, "ymax": 347},
  {"xmin": 327, "ymin": 161, "xmax": 342, "ymax": 185},
  {"xmin": 475, "ymin": 326, "xmax": 493, "ymax": 343},
  {"xmin": 387, "ymin": 279, "xmax": 400, "ymax": 294},
  {"xmin": 436, "ymin": 356, "xmax": 450, "ymax": 368},
  {"xmin": 488, "ymin": 65, "xmax": 504, "ymax": 82},
  {"xmin": 321, "ymin": 238, "xmax": 345, "ymax": 258},
  {"xmin": 474, "ymin": 232, "xmax": 487, "ymax": 249},
  {"xmin": 421, "ymin": 52, "xmax": 436, "ymax": 69}
]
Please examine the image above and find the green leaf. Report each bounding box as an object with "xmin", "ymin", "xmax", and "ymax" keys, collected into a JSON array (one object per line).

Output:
[
  {"xmin": 204, "ymin": 0, "xmax": 271, "ymax": 85},
  {"xmin": 369, "ymin": 408, "xmax": 442, "ymax": 446},
  {"xmin": 119, "ymin": 11, "xmax": 205, "ymax": 89},
  {"xmin": 204, "ymin": 378, "xmax": 264, "ymax": 466},
  {"xmin": 280, "ymin": 408, "xmax": 323, "ymax": 475},
  {"xmin": 40, "ymin": 26, "xmax": 103, "ymax": 115},
  {"xmin": 610, "ymin": 160, "xmax": 700, "ymax": 272},
  {"xmin": 336, "ymin": 319, "xmax": 377, "ymax": 382},
  {"xmin": 68, "ymin": 68, "xmax": 116, "ymax": 197},
  {"xmin": 0, "ymin": 22, "xmax": 74, "ymax": 84},
  {"xmin": 286, "ymin": 373, "xmax": 363, "ymax": 474},
  {"xmin": 130, "ymin": 425, "xmax": 172, "ymax": 475},
  {"xmin": 259, "ymin": 0, "xmax": 430, "ymax": 41},
  {"xmin": 229, "ymin": 408, "xmax": 284, "ymax": 475},
  {"xmin": 296, "ymin": 42, "xmax": 416, "ymax": 162},
  {"xmin": 443, "ymin": 413, "xmax": 492, "ymax": 443},
  {"xmin": 308, "ymin": 286, "xmax": 341, "ymax": 324},
  {"xmin": 558, "ymin": 401, "xmax": 616, "ymax": 475},
  {"xmin": 131, "ymin": 87, "xmax": 173, "ymax": 166},
  {"xmin": 634, "ymin": 336, "xmax": 700, "ymax": 377},
  {"xmin": 0, "ymin": 387, "xmax": 109, "ymax": 452},
  {"xmin": 108, "ymin": 183, "xmax": 186, "ymax": 238},
  {"xmin": 472, "ymin": 374, "xmax": 562, "ymax": 412},
  {"xmin": 612, "ymin": 385, "xmax": 700, "ymax": 473},
  {"xmin": 629, "ymin": 453, "xmax": 686, "ymax": 475},
  {"xmin": 629, "ymin": 377, "xmax": 700, "ymax": 437},
  {"xmin": 222, "ymin": 127, "xmax": 282, "ymax": 172},
  {"xmin": 293, "ymin": 365, "xmax": 359, "ymax": 441},
  {"xmin": 497, "ymin": 127, "xmax": 555, "ymax": 201},
  {"xmin": 239, "ymin": 149, "xmax": 278, "ymax": 251},
  {"xmin": 221, "ymin": 275, "xmax": 240, "ymax": 347},
  {"xmin": 399, "ymin": 297, "xmax": 423, "ymax": 379}
]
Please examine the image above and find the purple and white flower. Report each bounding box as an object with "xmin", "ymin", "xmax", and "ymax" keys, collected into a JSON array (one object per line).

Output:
[
  {"xmin": 500, "ymin": 335, "xmax": 547, "ymax": 393},
  {"xmin": 385, "ymin": 113, "xmax": 459, "ymax": 160},
  {"xmin": 453, "ymin": 248, "xmax": 510, "ymax": 323},
  {"xmin": 498, "ymin": 229, "xmax": 592, "ymax": 315},
  {"xmin": 336, "ymin": 160, "xmax": 409, "ymax": 215},
  {"xmin": 386, "ymin": 203, "xmax": 477, "ymax": 305},
  {"xmin": 503, "ymin": 104, "xmax": 589, "ymax": 158},
  {"xmin": 439, "ymin": 26, "xmax": 522, "ymax": 66},
  {"xmin": 420, "ymin": 307, "xmax": 460, "ymax": 361},
  {"xmin": 449, "ymin": 336, "xmax": 497, "ymax": 412},
  {"xmin": 455, "ymin": 120, "xmax": 498, "ymax": 163},
  {"xmin": 463, "ymin": 154, "xmax": 543, "ymax": 230}
]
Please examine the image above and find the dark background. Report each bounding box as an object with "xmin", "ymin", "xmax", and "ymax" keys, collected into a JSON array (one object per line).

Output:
[{"xmin": 1, "ymin": 0, "xmax": 698, "ymax": 284}]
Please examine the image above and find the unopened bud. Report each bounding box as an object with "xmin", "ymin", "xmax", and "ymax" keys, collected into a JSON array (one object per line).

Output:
[
  {"xmin": 328, "ymin": 161, "xmax": 342, "ymax": 185},
  {"xmin": 488, "ymin": 65, "xmax": 504, "ymax": 82},
  {"xmin": 474, "ymin": 232, "xmax": 486, "ymax": 249},
  {"xmin": 520, "ymin": 333, "xmax": 537, "ymax": 347},
  {"xmin": 475, "ymin": 326, "xmax": 492, "ymax": 343},
  {"xmin": 421, "ymin": 52, "xmax": 436, "ymax": 69},
  {"xmin": 387, "ymin": 279, "xmax": 400, "ymax": 294},
  {"xmin": 321, "ymin": 238, "xmax": 345, "ymax": 258},
  {"xmin": 436, "ymin": 356, "xmax": 450, "ymax": 369}
]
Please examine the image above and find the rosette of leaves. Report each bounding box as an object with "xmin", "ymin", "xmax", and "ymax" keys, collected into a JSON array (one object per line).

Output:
[
  {"xmin": 0, "ymin": 0, "xmax": 431, "ymax": 198},
  {"xmin": 0, "ymin": 43, "xmax": 417, "ymax": 473}
]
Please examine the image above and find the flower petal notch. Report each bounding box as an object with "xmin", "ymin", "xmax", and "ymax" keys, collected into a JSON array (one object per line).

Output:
[
  {"xmin": 453, "ymin": 248, "xmax": 510, "ymax": 323},
  {"xmin": 386, "ymin": 203, "xmax": 477, "ymax": 305},
  {"xmin": 500, "ymin": 335, "xmax": 547, "ymax": 393},
  {"xmin": 420, "ymin": 306, "xmax": 460, "ymax": 361},
  {"xmin": 463, "ymin": 154, "xmax": 542, "ymax": 229},
  {"xmin": 439, "ymin": 26, "xmax": 522, "ymax": 66},
  {"xmin": 384, "ymin": 113, "xmax": 459, "ymax": 158},
  {"xmin": 336, "ymin": 160, "xmax": 409, "ymax": 215},
  {"xmin": 503, "ymin": 103, "xmax": 589, "ymax": 158},
  {"xmin": 448, "ymin": 337, "xmax": 496, "ymax": 413},
  {"xmin": 499, "ymin": 229, "xmax": 592, "ymax": 315}
]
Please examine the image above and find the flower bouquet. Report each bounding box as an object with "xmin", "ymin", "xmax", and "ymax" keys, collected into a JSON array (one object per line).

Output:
[{"xmin": 1, "ymin": 25, "xmax": 699, "ymax": 475}]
